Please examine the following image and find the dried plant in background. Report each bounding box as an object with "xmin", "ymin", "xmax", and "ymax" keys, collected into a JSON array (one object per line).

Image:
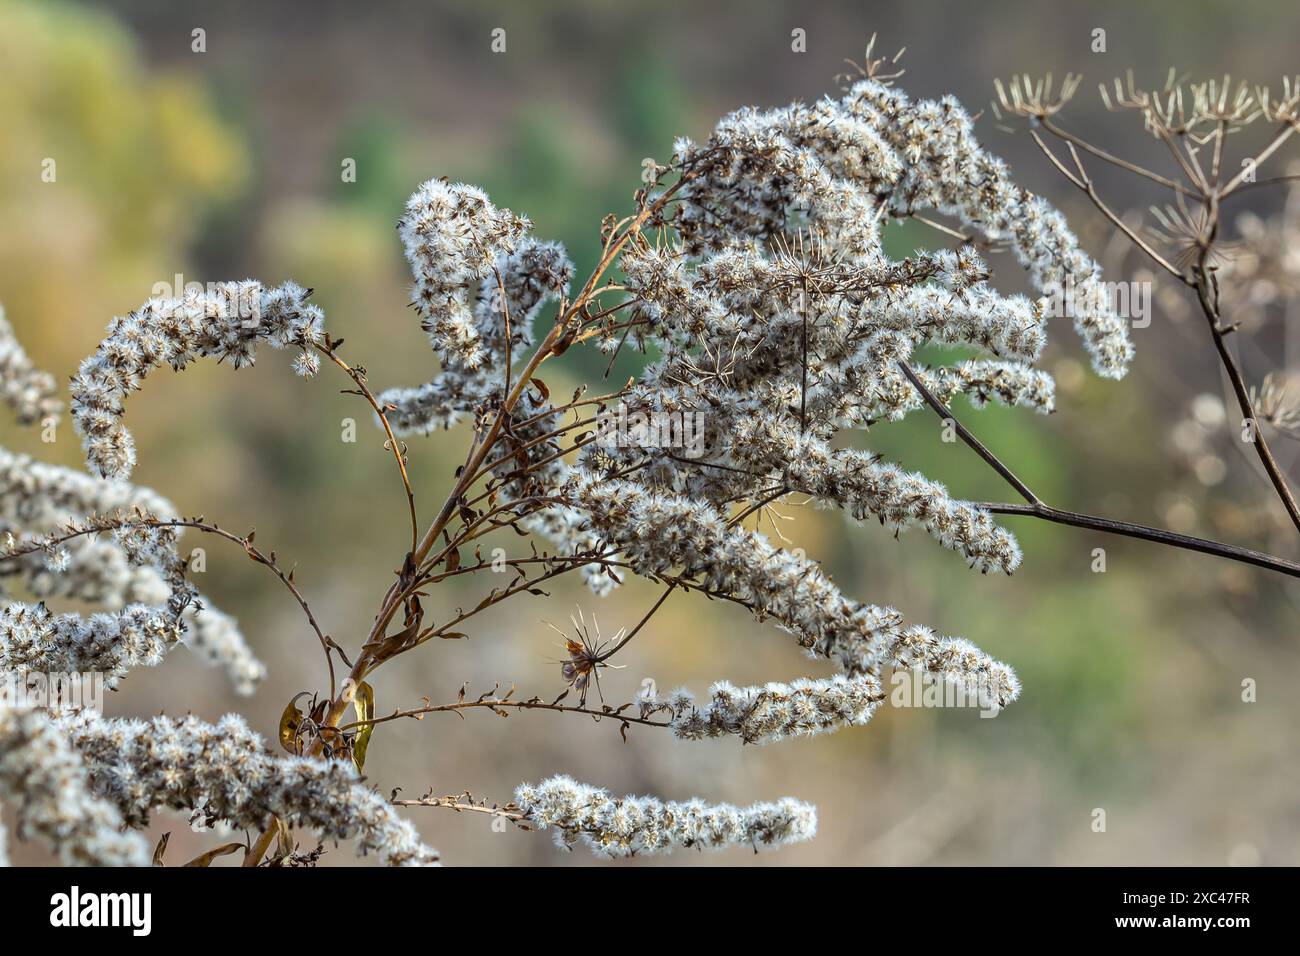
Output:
[
  {"xmin": 3, "ymin": 45, "xmax": 1299, "ymax": 867},
  {"xmin": 995, "ymin": 70, "xmax": 1300, "ymax": 536},
  {"xmin": 1096, "ymin": 171, "xmax": 1300, "ymax": 570}
]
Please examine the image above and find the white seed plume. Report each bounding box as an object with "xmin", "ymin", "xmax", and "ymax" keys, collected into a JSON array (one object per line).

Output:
[
  {"xmin": 514, "ymin": 775, "xmax": 816, "ymax": 856},
  {"xmin": 70, "ymin": 281, "xmax": 325, "ymax": 480},
  {"xmin": 0, "ymin": 707, "xmax": 149, "ymax": 866},
  {"xmin": 54, "ymin": 710, "xmax": 439, "ymax": 866},
  {"xmin": 912, "ymin": 360, "xmax": 1056, "ymax": 415},
  {"xmin": 890, "ymin": 624, "xmax": 1021, "ymax": 711},
  {"xmin": 723, "ymin": 427, "xmax": 1023, "ymax": 573},
  {"xmin": 668, "ymin": 83, "xmax": 1131, "ymax": 378},
  {"xmin": 180, "ymin": 605, "xmax": 266, "ymax": 697},
  {"xmin": 568, "ymin": 474, "xmax": 1019, "ymax": 700},
  {"xmin": 0, "ymin": 305, "xmax": 61, "ymax": 426},
  {"xmin": 843, "ymin": 79, "xmax": 1133, "ymax": 377},
  {"xmin": 0, "ymin": 599, "xmax": 183, "ymax": 686},
  {"xmin": 378, "ymin": 230, "xmax": 573, "ymax": 435},
  {"xmin": 361, "ymin": 77, "xmax": 1095, "ymax": 764},
  {"xmin": 583, "ymin": 244, "xmax": 1046, "ymax": 585},
  {"xmin": 0, "ymin": 449, "xmax": 265, "ymax": 694},
  {"xmin": 663, "ymin": 673, "xmax": 884, "ymax": 744},
  {"xmin": 567, "ymin": 74, "xmax": 1119, "ymax": 609},
  {"xmin": 399, "ymin": 179, "xmax": 530, "ymax": 371}
]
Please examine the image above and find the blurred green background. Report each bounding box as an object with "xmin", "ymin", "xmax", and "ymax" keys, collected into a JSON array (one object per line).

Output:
[{"xmin": 3, "ymin": 0, "xmax": 1299, "ymax": 865}]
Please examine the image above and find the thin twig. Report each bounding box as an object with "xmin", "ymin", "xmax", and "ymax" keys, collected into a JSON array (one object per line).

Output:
[
  {"xmin": 1191, "ymin": 257, "xmax": 1300, "ymax": 534},
  {"xmin": 978, "ymin": 502, "xmax": 1300, "ymax": 578},
  {"xmin": 339, "ymin": 694, "xmax": 672, "ymax": 732},
  {"xmin": 2, "ymin": 514, "xmax": 348, "ymax": 683},
  {"xmin": 898, "ymin": 361, "xmax": 1037, "ymax": 504},
  {"xmin": 900, "ymin": 360, "xmax": 1300, "ymax": 579},
  {"xmin": 316, "ymin": 343, "xmax": 420, "ymax": 556}
]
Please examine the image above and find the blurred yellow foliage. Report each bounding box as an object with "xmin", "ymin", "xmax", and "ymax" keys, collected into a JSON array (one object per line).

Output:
[{"xmin": 0, "ymin": 0, "xmax": 246, "ymax": 372}]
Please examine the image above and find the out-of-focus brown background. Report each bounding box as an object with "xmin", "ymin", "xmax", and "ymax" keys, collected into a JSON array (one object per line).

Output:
[{"xmin": 3, "ymin": 0, "xmax": 1299, "ymax": 865}]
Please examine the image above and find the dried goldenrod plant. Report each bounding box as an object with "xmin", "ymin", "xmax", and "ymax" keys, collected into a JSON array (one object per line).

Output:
[{"xmin": 3, "ymin": 46, "xmax": 1299, "ymax": 866}]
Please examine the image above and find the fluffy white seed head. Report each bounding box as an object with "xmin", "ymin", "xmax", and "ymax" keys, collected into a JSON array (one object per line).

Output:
[
  {"xmin": 54, "ymin": 710, "xmax": 439, "ymax": 866},
  {"xmin": 377, "ymin": 230, "xmax": 573, "ymax": 437},
  {"xmin": 70, "ymin": 281, "xmax": 326, "ymax": 480},
  {"xmin": 664, "ymin": 673, "xmax": 884, "ymax": 744},
  {"xmin": 0, "ymin": 449, "xmax": 265, "ymax": 694},
  {"xmin": 0, "ymin": 306, "xmax": 61, "ymax": 427},
  {"xmin": 0, "ymin": 707, "xmax": 149, "ymax": 866},
  {"xmin": 514, "ymin": 775, "xmax": 816, "ymax": 856}
]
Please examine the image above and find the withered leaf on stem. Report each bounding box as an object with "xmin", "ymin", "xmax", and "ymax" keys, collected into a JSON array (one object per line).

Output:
[
  {"xmin": 185, "ymin": 843, "xmax": 245, "ymax": 867},
  {"xmin": 278, "ymin": 693, "xmax": 308, "ymax": 754},
  {"xmin": 351, "ymin": 680, "xmax": 376, "ymax": 773},
  {"xmin": 152, "ymin": 832, "xmax": 170, "ymax": 867}
]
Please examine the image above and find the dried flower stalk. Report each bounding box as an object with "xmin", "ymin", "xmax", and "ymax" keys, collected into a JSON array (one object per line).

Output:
[{"xmin": 1, "ymin": 48, "xmax": 1298, "ymax": 868}]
